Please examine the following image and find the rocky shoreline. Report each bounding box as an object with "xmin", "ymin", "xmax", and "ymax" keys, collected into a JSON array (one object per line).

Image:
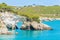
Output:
[
  {"xmin": 39, "ymin": 17, "xmax": 60, "ymax": 21},
  {"xmin": 0, "ymin": 12, "xmax": 54, "ymax": 35},
  {"xmin": 20, "ymin": 21, "xmax": 52, "ymax": 30}
]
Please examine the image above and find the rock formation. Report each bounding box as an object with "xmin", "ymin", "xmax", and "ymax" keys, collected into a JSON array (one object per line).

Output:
[{"xmin": 20, "ymin": 21, "xmax": 52, "ymax": 30}]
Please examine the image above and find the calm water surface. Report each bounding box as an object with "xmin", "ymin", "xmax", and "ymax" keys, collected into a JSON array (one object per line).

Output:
[{"xmin": 0, "ymin": 20, "xmax": 60, "ymax": 40}]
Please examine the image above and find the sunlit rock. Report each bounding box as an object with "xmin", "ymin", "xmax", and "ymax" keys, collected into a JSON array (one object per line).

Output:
[{"xmin": 20, "ymin": 21, "xmax": 52, "ymax": 30}]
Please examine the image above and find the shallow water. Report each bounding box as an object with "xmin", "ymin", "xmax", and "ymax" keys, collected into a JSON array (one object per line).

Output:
[{"xmin": 0, "ymin": 20, "xmax": 60, "ymax": 40}]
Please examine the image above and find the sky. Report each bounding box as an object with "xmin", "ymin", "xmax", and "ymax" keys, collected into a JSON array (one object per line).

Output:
[{"xmin": 0, "ymin": 0, "xmax": 60, "ymax": 6}]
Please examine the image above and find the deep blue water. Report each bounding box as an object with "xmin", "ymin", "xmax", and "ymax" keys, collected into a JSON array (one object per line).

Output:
[{"xmin": 0, "ymin": 20, "xmax": 60, "ymax": 40}]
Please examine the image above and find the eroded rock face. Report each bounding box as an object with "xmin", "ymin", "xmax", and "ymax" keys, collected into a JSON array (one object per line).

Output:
[
  {"xmin": 20, "ymin": 21, "xmax": 52, "ymax": 30},
  {"xmin": 20, "ymin": 22, "xmax": 35, "ymax": 30}
]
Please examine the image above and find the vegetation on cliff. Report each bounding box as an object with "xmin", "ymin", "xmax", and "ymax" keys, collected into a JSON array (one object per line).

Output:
[{"xmin": 0, "ymin": 3, "xmax": 60, "ymax": 22}]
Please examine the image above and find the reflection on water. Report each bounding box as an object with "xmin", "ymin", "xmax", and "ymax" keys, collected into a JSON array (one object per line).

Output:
[
  {"xmin": 0, "ymin": 35, "xmax": 15, "ymax": 40},
  {"xmin": 23, "ymin": 30, "xmax": 42, "ymax": 37},
  {"xmin": 0, "ymin": 30, "xmax": 16, "ymax": 40},
  {"xmin": 15, "ymin": 30, "xmax": 43, "ymax": 40}
]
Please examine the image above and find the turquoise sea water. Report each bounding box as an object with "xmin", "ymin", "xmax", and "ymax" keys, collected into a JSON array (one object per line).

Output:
[{"xmin": 0, "ymin": 20, "xmax": 60, "ymax": 40}]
